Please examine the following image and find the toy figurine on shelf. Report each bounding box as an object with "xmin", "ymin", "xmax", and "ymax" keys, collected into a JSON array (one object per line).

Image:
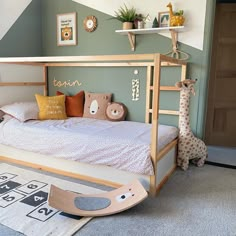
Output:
[{"xmin": 167, "ymin": 2, "xmax": 185, "ymax": 26}]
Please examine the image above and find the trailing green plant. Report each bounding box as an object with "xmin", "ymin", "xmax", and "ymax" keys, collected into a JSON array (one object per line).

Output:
[{"xmin": 114, "ymin": 4, "xmax": 137, "ymax": 22}]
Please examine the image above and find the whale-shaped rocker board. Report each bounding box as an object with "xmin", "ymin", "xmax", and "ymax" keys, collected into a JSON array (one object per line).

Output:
[{"xmin": 48, "ymin": 179, "xmax": 148, "ymax": 217}]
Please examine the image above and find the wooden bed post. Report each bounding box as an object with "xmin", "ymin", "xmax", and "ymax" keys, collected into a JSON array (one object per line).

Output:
[
  {"xmin": 145, "ymin": 65, "xmax": 152, "ymax": 124},
  {"xmin": 43, "ymin": 65, "xmax": 48, "ymax": 96},
  {"xmin": 149, "ymin": 53, "xmax": 161, "ymax": 196}
]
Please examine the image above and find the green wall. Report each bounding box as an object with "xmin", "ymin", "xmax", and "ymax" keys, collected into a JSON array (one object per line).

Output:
[
  {"xmin": 1, "ymin": 0, "xmax": 216, "ymax": 139},
  {"xmin": 40, "ymin": 0, "xmax": 216, "ymax": 138},
  {"xmin": 0, "ymin": 0, "xmax": 42, "ymax": 57}
]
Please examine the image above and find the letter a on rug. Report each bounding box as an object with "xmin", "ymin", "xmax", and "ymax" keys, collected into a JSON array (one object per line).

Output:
[{"xmin": 48, "ymin": 179, "xmax": 148, "ymax": 217}]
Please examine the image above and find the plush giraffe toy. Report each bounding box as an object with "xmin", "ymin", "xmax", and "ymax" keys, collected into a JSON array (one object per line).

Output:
[{"xmin": 175, "ymin": 79, "xmax": 207, "ymax": 170}]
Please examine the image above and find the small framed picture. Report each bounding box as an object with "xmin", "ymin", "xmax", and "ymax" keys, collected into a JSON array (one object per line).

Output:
[
  {"xmin": 57, "ymin": 12, "xmax": 77, "ymax": 46},
  {"xmin": 158, "ymin": 11, "xmax": 170, "ymax": 27}
]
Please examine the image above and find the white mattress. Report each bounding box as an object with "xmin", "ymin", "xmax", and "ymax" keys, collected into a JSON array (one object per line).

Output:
[{"xmin": 0, "ymin": 115, "xmax": 178, "ymax": 175}]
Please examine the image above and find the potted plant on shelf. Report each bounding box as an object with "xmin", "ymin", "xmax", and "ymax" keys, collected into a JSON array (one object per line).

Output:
[
  {"xmin": 134, "ymin": 14, "xmax": 145, "ymax": 29},
  {"xmin": 114, "ymin": 4, "xmax": 137, "ymax": 30}
]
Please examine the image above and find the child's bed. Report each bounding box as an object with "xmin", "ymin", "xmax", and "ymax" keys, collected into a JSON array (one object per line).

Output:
[{"xmin": 0, "ymin": 54, "xmax": 187, "ymax": 196}]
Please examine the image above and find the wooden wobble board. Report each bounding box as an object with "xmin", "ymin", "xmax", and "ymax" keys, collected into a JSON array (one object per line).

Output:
[{"xmin": 48, "ymin": 179, "xmax": 148, "ymax": 217}]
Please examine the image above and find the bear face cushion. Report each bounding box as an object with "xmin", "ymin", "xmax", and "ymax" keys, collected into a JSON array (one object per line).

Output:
[
  {"xmin": 105, "ymin": 102, "xmax": 127, "ymax": 121},
  {"xmin": 56, "ymin": 90, "xmax": 85, "ymax": 117},
  {"xmin": 83, "ymin": 92, "xmax": 112, "ymax": 120}
]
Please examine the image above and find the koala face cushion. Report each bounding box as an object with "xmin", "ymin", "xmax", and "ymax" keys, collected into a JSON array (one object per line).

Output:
[
  {"xmin": 106, "ymin": 102, "xmax": 127, "ymax": 121},
  {"xmin": 83, "ymin": 92, "xmax": 112, "ymax": 120}
]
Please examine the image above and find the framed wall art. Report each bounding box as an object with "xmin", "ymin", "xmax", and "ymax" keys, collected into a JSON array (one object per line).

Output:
[
  {"xmin": 57, "ymin": 12, "xmax": 77, "ymax": 46},
  {"xmin": 158, "ymin": 11, "xmax": 170, "ymax": 27}
]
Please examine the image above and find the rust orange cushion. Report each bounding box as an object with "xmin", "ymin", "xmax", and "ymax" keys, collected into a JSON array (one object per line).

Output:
[
  {"xmin": 56, "ymin": 91, "xmax": 85, "ymax": 117},
  {"xmin": 35, "ymin": 94, "xmax": 67, "ymax": 120}
]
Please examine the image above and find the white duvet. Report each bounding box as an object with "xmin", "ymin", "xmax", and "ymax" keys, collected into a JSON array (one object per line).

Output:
[{"xmin": 0, "ymin": 115, "xmax": 178, "ymax": 175}]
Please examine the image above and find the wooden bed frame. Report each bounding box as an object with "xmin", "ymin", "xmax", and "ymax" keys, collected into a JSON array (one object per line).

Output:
[{"xmin": 0, "ymin": 53, "xmax": 187, "ymax": 197}]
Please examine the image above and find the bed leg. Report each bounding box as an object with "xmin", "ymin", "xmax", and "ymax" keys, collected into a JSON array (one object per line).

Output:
[{"xmin": 149, "ymin": 175, "xmax": 157, "ymax": 197}]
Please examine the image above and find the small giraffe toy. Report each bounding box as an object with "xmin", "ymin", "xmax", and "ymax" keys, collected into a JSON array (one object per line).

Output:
[
  {"xmin": 175, "ymin": 79, "xmax": 207, "ymax": 170},
  {"xmin": 167, "ymin": 2, "xmax": 185, "ymax": 26}
]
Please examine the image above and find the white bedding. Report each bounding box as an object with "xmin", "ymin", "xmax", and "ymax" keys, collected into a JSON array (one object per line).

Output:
[{"xmin": 0, "ymin": 115, "xmax": 178, "ymax": 175}]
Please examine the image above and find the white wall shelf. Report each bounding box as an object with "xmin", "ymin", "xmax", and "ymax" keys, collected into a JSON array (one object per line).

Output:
[{"xmin": 115, "ymin": 26, "xmax": 184, "ymax": 52}]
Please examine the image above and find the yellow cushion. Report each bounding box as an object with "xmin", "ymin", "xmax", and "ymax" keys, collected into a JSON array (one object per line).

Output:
[{"xmin": 35, "ymin": 94, "xmax": 67, "ymax": 120}]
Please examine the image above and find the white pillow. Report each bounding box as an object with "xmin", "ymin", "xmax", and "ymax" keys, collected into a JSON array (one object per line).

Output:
[{"xmin": 0, "ymin": 102, "xmax": 39, "ymax": 122}]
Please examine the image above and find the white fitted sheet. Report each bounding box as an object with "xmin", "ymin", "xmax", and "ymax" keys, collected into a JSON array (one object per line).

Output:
[{"xmin": 0, "ymin": 115, "xmax": 178, "ymax": 175}]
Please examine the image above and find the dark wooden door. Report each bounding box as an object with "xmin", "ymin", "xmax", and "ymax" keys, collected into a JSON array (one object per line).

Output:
[{"xmin": 205, "ymin": 4, "xmax": 236, "ymax": 147}]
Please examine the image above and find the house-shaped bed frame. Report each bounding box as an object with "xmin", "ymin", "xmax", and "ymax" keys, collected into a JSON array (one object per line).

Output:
[{"xmin": 0, "ymin": 53, "xmax": 187, "ymax": 196}]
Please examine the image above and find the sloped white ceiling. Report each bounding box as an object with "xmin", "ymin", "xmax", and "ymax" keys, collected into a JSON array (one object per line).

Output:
[
  {"xmin": 0, "ymin": 0, "xmax": 32, "ymax": 40},
  {"xmin": 72, "ymin": 0, "xmax": 207, "ymax": 50}
]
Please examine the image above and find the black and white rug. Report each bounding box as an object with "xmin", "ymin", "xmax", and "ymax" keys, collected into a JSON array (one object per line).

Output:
[{"xmin": 0, "ymin": 163, "xmax": 104, "ymax": 236}]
